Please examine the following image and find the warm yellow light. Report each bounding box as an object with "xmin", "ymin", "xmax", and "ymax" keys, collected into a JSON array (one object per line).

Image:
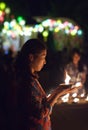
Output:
[
  {"xmin": 42, "ymin": 31, "xmax": 48, "ymax": 37},
  {"xmin": 5, "ymin": 7, "xmax": 10, "ymax": 14},
  {"xmin": 65, "ymin": 72, "xmax": 71, "ymax": 84},
  {"xmin": 0, "ymin": 2, "xmax": 6, "ymax": 10}
]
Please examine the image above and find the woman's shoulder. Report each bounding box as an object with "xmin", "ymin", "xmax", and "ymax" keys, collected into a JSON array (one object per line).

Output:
[{"xmin": 83, "ymin": 64, "xmax": 88, "ymax": 73}]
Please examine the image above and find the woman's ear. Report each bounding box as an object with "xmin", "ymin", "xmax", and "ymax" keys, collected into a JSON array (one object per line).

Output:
[{"xmin": 28, "ymin": 54, "xmax": 34, "ymax": 62}]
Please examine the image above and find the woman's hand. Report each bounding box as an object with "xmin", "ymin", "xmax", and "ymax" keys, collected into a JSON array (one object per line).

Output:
[{"xmin": 47, "ymin": 83, "xmax": 82, "ymax": 107}]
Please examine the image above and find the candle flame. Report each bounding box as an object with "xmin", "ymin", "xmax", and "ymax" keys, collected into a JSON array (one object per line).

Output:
[
  {"xmin": 65, "ymin": 72, "xmax": 71, "ymax": 84},
  {"xmin": 75, "ymin": 82, "xmax": 82, "ymax": 87}
]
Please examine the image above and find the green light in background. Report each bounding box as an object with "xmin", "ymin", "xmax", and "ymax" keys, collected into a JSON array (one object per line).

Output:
[
  {"xmin": 0, "ymin": 2, "xmax": 6, "ymax": 10},
  {"xmin": 17, "ymin": 16, "xmax": 23, "ymax": 22},
  {"xmin": 42, "ymin": 31, "xmax": 49, "ymax": 37}
]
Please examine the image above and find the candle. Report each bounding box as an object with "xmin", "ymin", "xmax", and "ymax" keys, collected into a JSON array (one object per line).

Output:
[{"xmin": 65, "ymin": 71, "xmax": 71, "ymax": 84}]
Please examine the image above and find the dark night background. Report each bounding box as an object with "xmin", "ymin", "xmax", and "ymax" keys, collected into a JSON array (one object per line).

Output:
[{"xmin": 2, "ymin": 0, "xmax": 88, "ymax": 38}]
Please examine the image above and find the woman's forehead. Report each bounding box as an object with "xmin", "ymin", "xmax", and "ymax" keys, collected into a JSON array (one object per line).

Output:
[
  {"xmin": 29, "ymin": 50, "xmax": 47, "ymax": 57},
  {"xmin": 36, "ymin": 50, "xmax": 47, "ymax": 56},
  {"xmin": 74, "ymin": 53, "xmax": 80, "ymax": 57}
]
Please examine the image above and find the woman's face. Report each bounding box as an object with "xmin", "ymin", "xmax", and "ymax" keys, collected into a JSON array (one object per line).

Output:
[
  {"xmin": 29, "ymin": 50, "xmax": 47, "ymax": 73},
  {"xmin": 72, "ymin": 53, "xmax": 80, "ymax": 65}
]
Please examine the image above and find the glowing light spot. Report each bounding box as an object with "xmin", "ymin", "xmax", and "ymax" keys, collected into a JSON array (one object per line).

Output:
[
  {"xmin": 57, "ymin": 20, "xmax": 62, "ymax": 24},
  {"xmin": 42, "ymin": 31, "xmax": 48, "ymax": 37},
  {"xmin": 17, "ymin": 16, "xmax": 23, "ymax": 22},
  {"xmin": 72, "ymin": 93, "xmax": 77, "ymax": 98},
  {"xmin": 70, "ymin": 29, "xmax": 77, "ymax": 36},
  {"xmin": 73, "ymin": 98, "xmax": 79, "ymax": 103},
  {"xmin": 54, "ymin": 27, "xmax": 59, "ymax": 32},
  {"xmin": 0, "ymin": 10, "xmax": 3, "ymax": 16},
  {"xmin": 4, "ymin": 21, "xmax": 9, "ymax": 29},
  {"xmin": 5, "ymin": 7, "xmax": 10, "ymax": 14},
  {"xmin": 0, "ymin": 2, "xmax": 6, "ymax": 10},
  {"xmin": 19, "ymin": 19, "xmax": 26, "ymax": 26},
  {"xmin": 77, "ymin": 30, "xmax": 82, "ymax": 35}
]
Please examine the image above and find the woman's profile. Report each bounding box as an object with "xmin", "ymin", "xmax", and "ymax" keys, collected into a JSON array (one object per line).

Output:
[{"xmin": 14, "ymin": 38, "xmax": 78, "ymax": 130}]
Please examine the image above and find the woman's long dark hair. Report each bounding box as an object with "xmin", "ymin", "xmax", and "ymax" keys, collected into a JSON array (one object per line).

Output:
[
  {"xmin": 71, "ymin": 48, "xmax": 84, "ymax": 72},
  {"xmin": 15, "ymin": 38, "xmax": 47, "ymax": 85}
]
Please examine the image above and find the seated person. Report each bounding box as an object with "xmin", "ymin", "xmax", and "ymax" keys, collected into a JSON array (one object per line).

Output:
[{"xmin": 65, "ymin": 48, "xmax": 88, "ymax": 96}]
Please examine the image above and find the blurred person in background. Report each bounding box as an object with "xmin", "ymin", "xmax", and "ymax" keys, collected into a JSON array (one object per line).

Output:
[{"xmin": 65, "ymin": 48, "xmax": 88, "ymax": 96}]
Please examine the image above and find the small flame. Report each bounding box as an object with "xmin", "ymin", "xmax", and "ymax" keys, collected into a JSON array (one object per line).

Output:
[
  {"xmin": 75, "ymin": 82, "xmax": 82, "ymax": 87},
  {"xmin": 65, "ymin": 71, "xmax": 71, "ymax": 84}
]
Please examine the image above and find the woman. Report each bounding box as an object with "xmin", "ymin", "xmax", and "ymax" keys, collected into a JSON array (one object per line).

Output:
[
  {"xmin": 15, "ymin": 38, "xmax": 77, "ymax": 130},
  {"xmin": 65, "ymin": 48, "xmax": 87, "ymax": 95}
]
